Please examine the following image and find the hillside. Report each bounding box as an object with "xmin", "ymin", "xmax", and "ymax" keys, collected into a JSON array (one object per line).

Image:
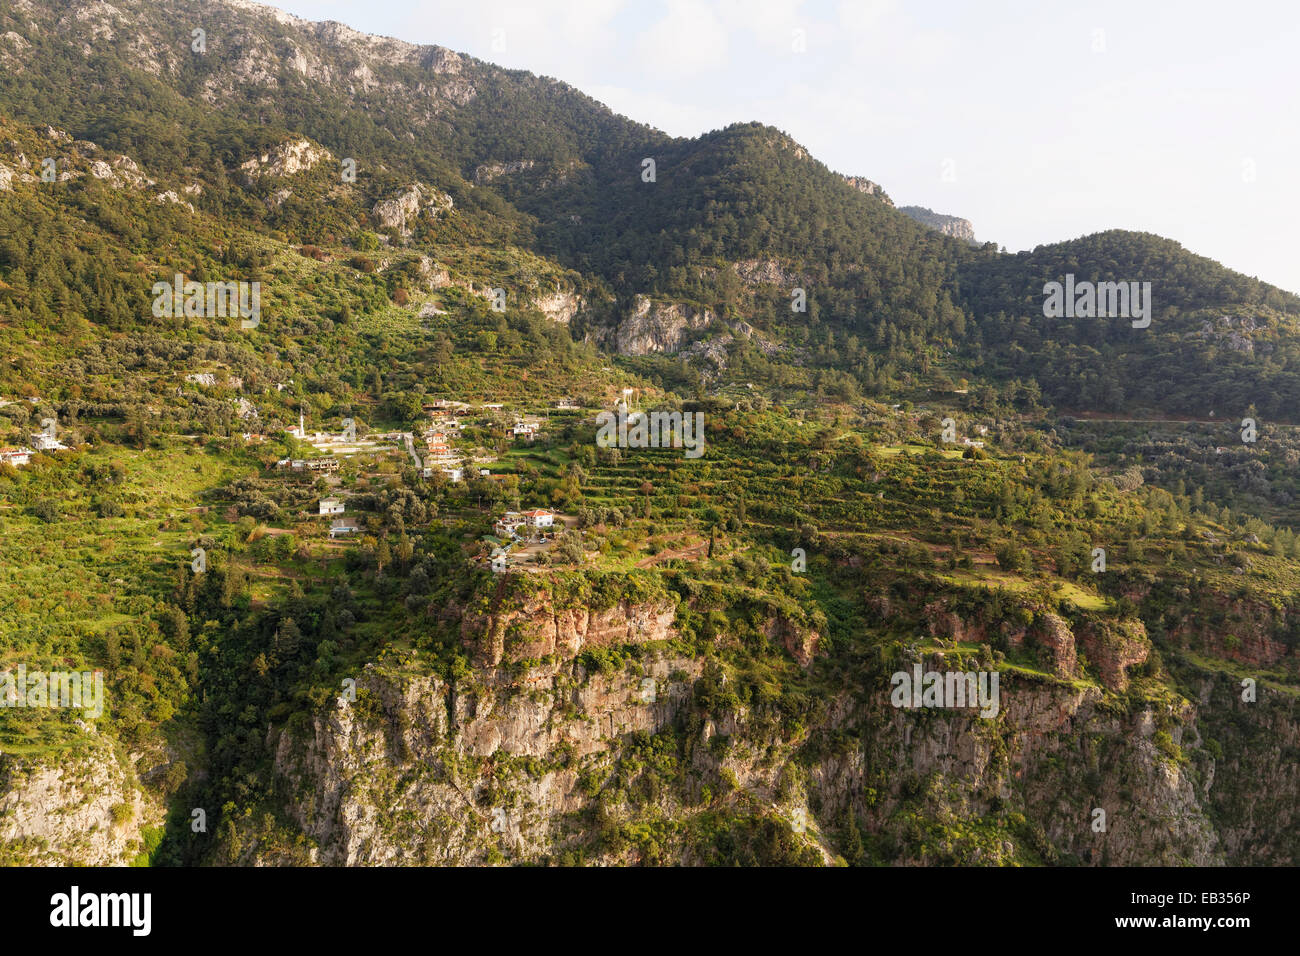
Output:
[
  {"xmin": 0, "ymin": 0, "xmax": 1297, "ymax": 869},
  {"xmin": 6, "ymin": 0, "xmax": 1299, "ymax": 414}
]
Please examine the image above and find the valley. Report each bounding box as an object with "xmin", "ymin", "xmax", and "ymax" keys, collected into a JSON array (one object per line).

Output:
[{"xmin": 0, "ymin": 0, "xmax": 1296, "ymax": 869}]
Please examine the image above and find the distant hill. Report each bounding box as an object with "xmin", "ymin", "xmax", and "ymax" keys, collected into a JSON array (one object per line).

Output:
[
  {"xmin": 899, "ymin": 205, "xmax": 976, "ymax": 243},
  {"xmin": 1, "ymin": 0, "xmax": 1298, "ymax": 416}
]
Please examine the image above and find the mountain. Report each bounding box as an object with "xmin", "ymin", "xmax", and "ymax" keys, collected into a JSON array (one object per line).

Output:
[
  {"xmin": 899, "ymin": 205, "xmax": 976, "ymax": 243},
  {"xmin": 0, "ymin": 0, "xmax": 1297, "ymax": 869}
]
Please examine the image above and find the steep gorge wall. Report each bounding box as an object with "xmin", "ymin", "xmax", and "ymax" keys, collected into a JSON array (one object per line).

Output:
[
  {"xmin": 254, "ymin": 595, "xmax": 1298, "ymax": 866},
  {"xmin": 0, "ymin": 738, "xmax": 159, "ymax": 866}
]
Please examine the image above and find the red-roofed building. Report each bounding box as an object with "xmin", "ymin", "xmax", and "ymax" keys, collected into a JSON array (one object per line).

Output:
[
  {"xmin": 521, "ymin": 509, "xmax": 554, "ymax": 529},
  {"xmin": 0, "ymin": 446, "xmax": 32, "ymax": 467}
]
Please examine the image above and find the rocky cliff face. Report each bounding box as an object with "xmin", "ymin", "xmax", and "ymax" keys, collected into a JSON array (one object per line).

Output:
[
  {"xmin": 1189, "ymin": 671, "xmax": 1300, "ymax": 864},
  {"xmin": 732, "ymin": 258, "xmax": 802, "ymax": 288},
  {"xmin": 236, "ymin": 587, "xmax": 1299, "ymax": 867},
  {"xmin": 842, "ymin": 175, "xmax": 894, "ymax": 206},
  {"xmin": 267, "ymin": 651, "xmax": 703, "ymax": 865},
  {"xmin": 606, "ymin": 295, "xmax": 715, "ymax": 355},
  {"xmin": 1, "ymin": 125, "xmax": 159, "ymax": 193},
  {"xmin": 532, "ymin": 291, "xmax": 583, "ymax": 325},
  {"xmin": 370, "ymin": 183, "xmax": 454, "ymax": 237},
  {"xmin": 14, "ymin": 0, "xmax": 479, "ymax": 107},
  {"xmin": 850, "ymin": 673, "xmax": 1222, "ymax": 865},
  {"xmin": 473, "ymin": 160, "xmax": 536, "ymax": 183},
  {"xmin": 239, "ymin": 137, "xmax": 330, "ymax": 182},
  {"xmin": 253, "ymin": 644, "xmax": 1288, "ymax": 865},
  {"xmin": 921, "ymin": 598, "xmax": 1149, "ymax": 690},
  {"xmin": 0, "ymin": 740, "xmax": 158, "ymax": 866},
  {"xmin": 460, "ymin": 592, "xmax": 677, "ymax": 667},
  {"xmin": 899, "ymin": 205, "xmax": 976, "ymax": 242}
]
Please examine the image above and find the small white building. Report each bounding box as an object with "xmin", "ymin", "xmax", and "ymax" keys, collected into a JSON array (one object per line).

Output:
[
  {"xmin": 441, "ymin": 466, "xmax": 464, "ymax": 483},
  {"xmin": 512, "ymin": 422, "xmax": 538, "ymax": 438},
  {"xmin": 319, "ymin": 497, "xmax": 345, "ymax": 516},
  {"xmin": 494, "ymin": 512, "xmax": 524, "ymax": 537},
  {"xmin": 30, "ymin": 433, "xmax": 67, "ymax": 452}
]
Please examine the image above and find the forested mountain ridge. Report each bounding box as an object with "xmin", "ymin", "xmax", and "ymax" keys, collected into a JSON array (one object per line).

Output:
[
  {"xmin": 4, "ymin": 0, "xmax": 1297, "ymax": 416},
  {"xmin": 957, "ymin": 231, "xmax": 1300, "ymax": 417}
]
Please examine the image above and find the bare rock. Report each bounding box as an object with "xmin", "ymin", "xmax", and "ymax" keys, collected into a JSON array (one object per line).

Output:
[{"xmin": 239, "ymin": 137, "xmax": 331, "ymax": 182}]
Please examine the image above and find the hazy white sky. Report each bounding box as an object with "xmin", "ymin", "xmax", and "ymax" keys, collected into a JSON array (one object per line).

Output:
[{"xmin": 268, "ymin": 0, "xmax": 1300, "ymax": 294}]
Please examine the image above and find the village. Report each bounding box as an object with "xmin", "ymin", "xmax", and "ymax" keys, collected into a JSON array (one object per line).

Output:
[
  {"xmin": 0, "ymin": 396, "xmax": 76, "ymax": 469},
  {"xmin": 0, "ymin": 379, "xmax": 687, "ymax": 575},
  {"xmin": 0, "ymin": 380, "xmax": 626, "ymax": 574},
  {"xmin": 263, "ymin": 394, "xmax": 596, "ymax": 570}
]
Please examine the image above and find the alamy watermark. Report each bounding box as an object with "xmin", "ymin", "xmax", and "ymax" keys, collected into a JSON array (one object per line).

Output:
[
  {"xmin": 890, "ymin": 664, "xmax": 999, "ymax": 718},
  {"xmin": 1, "ymin": 665, "xmax": 104, "ymax": 718},
  {"xmin": 152, "ymin": 274, "xmax": 261, "ymax": 328},
  {"xmin": 595, "ymin": 408, "xmax": 705, "ymax": 459},
  {"xmin": 50, "ymin": 886, "xmax": 151, "ymax": 936},
  {"xmin": 1043, "ymin": 274, "xmax": 1151, "ymax": 328}
]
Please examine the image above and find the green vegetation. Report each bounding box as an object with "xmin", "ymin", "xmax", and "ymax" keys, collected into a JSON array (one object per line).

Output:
[{"xmin": 0, "ymin": 0, "xmax": 1297, "ymax": 867}]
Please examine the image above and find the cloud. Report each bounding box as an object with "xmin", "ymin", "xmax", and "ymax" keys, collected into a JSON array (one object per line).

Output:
[
  {"xmin": 835, "ymin": 0, "xmax": 896, "ymax": 35},
  {"xmin": 634, "ymin": 0, "xmax": 731, "ymax": 76}
]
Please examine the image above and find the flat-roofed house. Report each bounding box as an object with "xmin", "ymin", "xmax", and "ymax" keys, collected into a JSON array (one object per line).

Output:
[
  {"xmin": 494, "ymin": 511, "xmax": 524, "ymax": 537},
  {"xmin": 30, "ymin": 433, "xmax": 68, "ymax": 452}
]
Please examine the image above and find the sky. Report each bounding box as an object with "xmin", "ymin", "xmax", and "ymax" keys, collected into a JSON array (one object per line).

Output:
[{"xmin": 268, "ymin": 0, "xmax": 1300, "ymax": 294}]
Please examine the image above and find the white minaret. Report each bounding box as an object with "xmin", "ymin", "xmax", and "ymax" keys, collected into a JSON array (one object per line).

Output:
[{"xmin": 299, "ymin": 410, "xmax": 305, "ymax": 435}]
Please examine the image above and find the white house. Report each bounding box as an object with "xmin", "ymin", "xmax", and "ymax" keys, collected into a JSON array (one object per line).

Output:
[
  {"xmin": 425, "ymin": 433, "xmax": 454, "ymax": 459},
  {"xmin": 30, "ymin": 433, "xmax": 67, "ymax": 452},
  {"xmin": 441, "ymin": 466, "xmax": 464, "ymax": 483},
  {"xmin": 319, "ymin": 497, "xmax": 345, "ymax": 516},
  {"xmin": 512, "ymin": 421, "xmax": 538, "ymax": 438},
  {"xmin": 522, "ymin": 509, "xmax": 554, "ymax": 529},
  {"xmin": 0, "ymin": 446, "xmax": 32, "ymax": 467}
]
